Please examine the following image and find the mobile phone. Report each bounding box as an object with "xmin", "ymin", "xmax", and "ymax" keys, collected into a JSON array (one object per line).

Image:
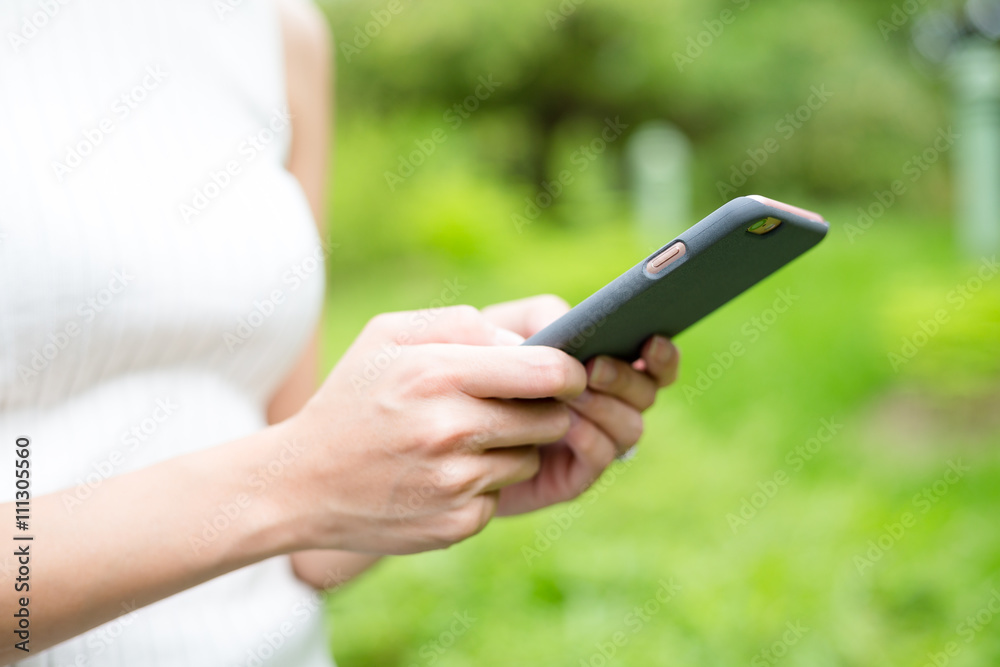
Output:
[{"xmin": 522, "ymin": 195, "xmax": 828, "ymax": 362}]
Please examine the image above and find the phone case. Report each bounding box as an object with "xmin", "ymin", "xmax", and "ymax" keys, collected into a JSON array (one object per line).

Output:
[{"xmin": 522, "ymin": 196, "xmax": 829, "ymax": 362}]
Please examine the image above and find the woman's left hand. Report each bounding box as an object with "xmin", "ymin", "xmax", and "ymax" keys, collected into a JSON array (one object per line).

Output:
[{"xmin": 480, "ymin": 295, "xmax": 680, "ymax": 516}]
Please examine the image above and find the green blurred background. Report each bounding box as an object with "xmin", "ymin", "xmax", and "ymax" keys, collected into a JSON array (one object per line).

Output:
[{"xmin": 310, "ymin": 0, "xmax": 1000, "ymax": 664}]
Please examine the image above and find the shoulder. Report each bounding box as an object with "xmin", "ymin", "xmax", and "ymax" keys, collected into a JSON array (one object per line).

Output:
[{"xmin": 276, "ymin": 0, "xmax": 333, "ymax": 82}]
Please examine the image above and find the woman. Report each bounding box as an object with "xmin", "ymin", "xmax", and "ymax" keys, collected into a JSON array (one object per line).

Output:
[{"xmin": 0, "ymin": 0, "xmax": 679, "ymax": 664}]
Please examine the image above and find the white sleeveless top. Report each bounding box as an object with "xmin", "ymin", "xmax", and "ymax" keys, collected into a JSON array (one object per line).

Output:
[{"xmin": 0, "ymin": 1, "xmax": 334, "ymax": 665}]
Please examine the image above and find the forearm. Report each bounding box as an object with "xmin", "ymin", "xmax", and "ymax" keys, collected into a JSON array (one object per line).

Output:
[{"xmin": 0, "ymin": 424, "xmax": 302, "ymax": 661}]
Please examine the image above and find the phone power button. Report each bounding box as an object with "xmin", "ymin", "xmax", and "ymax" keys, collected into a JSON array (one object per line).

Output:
[{"xmin": 646, "ymin": 242, "xmax": 687, "ymax": 275}]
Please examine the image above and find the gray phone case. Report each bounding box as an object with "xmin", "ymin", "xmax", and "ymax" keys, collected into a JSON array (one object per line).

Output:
[{"xmin": 523, "ymin": 196, "xmax": 828, "ymax": 362}]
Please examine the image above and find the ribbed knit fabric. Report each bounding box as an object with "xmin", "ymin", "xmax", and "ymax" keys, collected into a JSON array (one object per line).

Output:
[{"xmin": 0, "ymin": 1, "xmax": 334, "ymax": 664}]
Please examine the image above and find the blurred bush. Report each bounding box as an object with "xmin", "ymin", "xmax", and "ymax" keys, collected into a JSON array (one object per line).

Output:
[
  {"xmin": 313, "ymin": 3, "xmax": 1000, "ymax": 666},
  {"xmin": 320, "ymin": 0, "xmax": 951, "ymax": 270}
]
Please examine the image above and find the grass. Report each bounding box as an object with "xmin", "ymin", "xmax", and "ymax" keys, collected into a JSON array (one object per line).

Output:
[{"xmin": 319, "ymin": 210, "xmax": 1000, "ymax": 667}]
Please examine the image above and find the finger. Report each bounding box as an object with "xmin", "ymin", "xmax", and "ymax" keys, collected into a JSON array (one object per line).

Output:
[
  {"xmin": 466, "ymin": 398, "xmax": 572, "ymax": 451},
  {"xmin": 480, "ymin": 295, "xmax": 571, "ymax": 338},
  {"xmin": 472, "ymin": 491, "xmax": 500, "ymax": 535},
  {"xmin": 586, "ymin": 356, "xmax": 658, "ymax": 411},
  {"xmin": 563, "ymin": 411, "xmax": 619, "ymax": 486},
  {"xmin": 567, "ymin": 390, "xmax": 644, "ymax": 452},
  {"xmin": 479, "ymin": 446, "xmax": 541, "ymax": 492},
  {"xmin": 446, "ymin": 491, "xmax": 500, "ymax": 544},
  {"xmin": 363, "ymin": 306, "xmax": 523, "ymax": 349},
  {"xmin": 639, "ymin": 336, "xmax": 680, "ymax": 388},
  {"xmin": 441, "ymin": 345, "xmax": 587, "ymax": 401}
]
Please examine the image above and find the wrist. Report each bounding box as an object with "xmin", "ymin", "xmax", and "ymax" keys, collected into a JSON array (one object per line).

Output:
[
  {"xmin": 243, "ymin": 420, "xmax": 318, "ymax": 555},
  {"xmin": 180, "ymin": 423, "xmax": 314, "ymax": 568}
]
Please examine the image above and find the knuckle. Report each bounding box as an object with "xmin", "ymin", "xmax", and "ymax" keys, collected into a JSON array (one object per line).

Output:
[
  {"xmin": 596, "ymin": 440, "xmax": 618, "ymax": 470},
  {"xmin": 434, "ymin": 459, "xmax": 480, "ymax": 497},
  {"xmin": 637, "ymin": 387, "xmax": 657, "ymax": 411},
  {"xmin": 573, "ymin": 422, "xmax": 601, "ymax": 461},
  {"xmin": 522, "ymin": 447, "xmax": 542, "ymax": 478},
  {"xmin": 441, "ymin": 499, "xmax": 492, "ymax": 544},
  {"xmin": 363, "ymin": 312, "xmax": 400, "ymax": 338},
  {"xmin": 546, "ymin": 404, "xmax": 573, "ymax": 442},
  {"xmin": 443, "ymin": 304, "xmax": 482, "ymax": 329},
  {"xmin": 623, "ymin": 413, "xmax": 645, "ymax": 448},
  {"xmin": 571, "ymin": 419, "xmax": 612, "ymax": 468},
  {"xmin": 527, "ymin": 352, "xmax": 575, "ymax": 395},
  {"xmin": 415, "ymin": 305, "xmax": 489, "ymax": 344},
  {"xmin": 393, "ymin": 353, "xmax": 443, "ymax": 398},
  {"xmin": 410, "ymin": 350, "xmax": 459, "ymax": 394},
  {"xmin": 423, "ymin": 413, "xmax": 477, "ymax": 454}
]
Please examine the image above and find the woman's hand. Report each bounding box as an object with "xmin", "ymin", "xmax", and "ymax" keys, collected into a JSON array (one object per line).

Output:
[
  {"xmin": 276, "ymin": 306, "xmax": 587, "ymax": 555},
  {"xmin": 480, "ymin": 295, "xmax": 680, "ymax": 516}
]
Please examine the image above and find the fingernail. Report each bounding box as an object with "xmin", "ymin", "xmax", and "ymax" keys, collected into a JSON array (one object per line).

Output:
[
  {"xmin": 652, "ymin": 336, "xmax": 673, "ymax": 363},
  {"xmin": 494, "ymin": 328, "xmax": 525, "ymax": 346},
  {"xmin": 591, "ymin": 358, "xmax": 616, "ymax": 387}
]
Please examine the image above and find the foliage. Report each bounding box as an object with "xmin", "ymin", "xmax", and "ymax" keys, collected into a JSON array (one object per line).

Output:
[
  {"xmin": 323, "ymin": 0, "xmax": 951, "ymax": 271},
  {"xmin": 308, "ymin": 1, "xmax": 999, "ymax": 665}
]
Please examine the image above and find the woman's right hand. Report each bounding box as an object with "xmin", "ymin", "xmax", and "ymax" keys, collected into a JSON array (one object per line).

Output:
[{"xmin": 273, "ymin": 306, "xmax": 588, "ymax": 555}]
